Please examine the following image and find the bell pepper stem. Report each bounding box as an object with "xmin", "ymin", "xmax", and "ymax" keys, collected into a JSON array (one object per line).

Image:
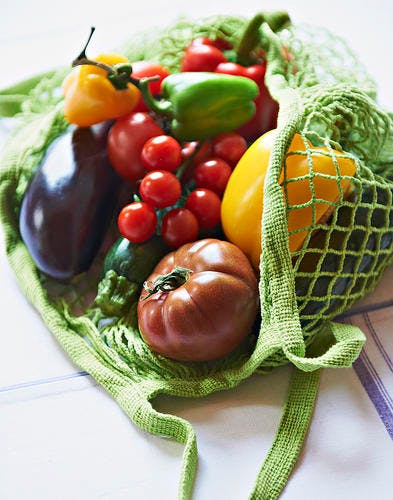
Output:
[
  {"xmin": 142, "ymin": 267, "xmax": 193, "ymax": 300},
  {"xmin": 264, "ymin": 11, "xmax": 291, "ymax": 32},
  {"xmin": 138, "ymin": 77, "xmax": 173, "ymax": 116},
  {"xmin": 74, "ymin": 26, "xmax": 96, "ymax": 62},
  {"xmin": 72, "ymin": 27, "xmax": 138, "ymax": 90},
  {"xmin": 236, "ymin": 11, "xmax": 291, "ymax": 66},
  {"xmin": 72, "ymin": 58, "xmax": 114, "ymax": 73},
  {"xmin": 236, "ymin": 13, "xmax": 265, "ymax": 65}
]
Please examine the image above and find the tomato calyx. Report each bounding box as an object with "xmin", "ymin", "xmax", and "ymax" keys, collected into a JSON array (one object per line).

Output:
[{"xmin": 142, "ymin": 266, "xmax": 193, "ymax": 299}]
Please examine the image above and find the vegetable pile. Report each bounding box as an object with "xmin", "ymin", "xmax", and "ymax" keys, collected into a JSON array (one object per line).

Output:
[
  {"xmin": 5, "ymin": 11, "xmax": 393, "ymax": 499},
  {"xmin": 18, "ymin": 12, "xmax": 368, "ymax": 362}
]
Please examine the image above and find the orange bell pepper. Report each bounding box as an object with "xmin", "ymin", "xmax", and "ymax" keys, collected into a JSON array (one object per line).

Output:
[
  {"xmin": 221, "ymin": 129, "xmax": 357, "ymax": 268},
  {"xmin": 62, "ymin": 53, "xmax": 139, "ymax": 127}
]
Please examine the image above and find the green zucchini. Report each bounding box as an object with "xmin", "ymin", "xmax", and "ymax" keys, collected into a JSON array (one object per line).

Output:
[{"xmin": 103, "ymin": 236, "xmax": 170, "ymax": 287}]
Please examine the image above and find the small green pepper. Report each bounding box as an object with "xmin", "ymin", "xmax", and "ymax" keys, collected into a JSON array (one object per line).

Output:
[
  {"xmin": 95, "ymin": 270, "xmax": 138, "ymax": 317},
  {"xmin": 139, "ymin": 72, "xmax": 259, "ymax": 141}
]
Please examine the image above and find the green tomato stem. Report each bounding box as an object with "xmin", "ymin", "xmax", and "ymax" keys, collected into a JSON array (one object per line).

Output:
[{"xmin": 142, "ymin": 266, "xmax": 193, "ymax": 299}]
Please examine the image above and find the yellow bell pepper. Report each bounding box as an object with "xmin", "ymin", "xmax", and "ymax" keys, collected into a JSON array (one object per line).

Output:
[
  {"xmin": 221, "ymin": 129, "xmax": 356, "ymax": 269},
  {"xmin": 62, "ymin": 53, "xmax": 139, "ymax": 127}
]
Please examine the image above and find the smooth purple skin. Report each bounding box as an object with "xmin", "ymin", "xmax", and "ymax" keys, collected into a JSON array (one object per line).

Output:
[{"xmin": 19, "ymin": 122, "xmax": 121, "ymax": 280}]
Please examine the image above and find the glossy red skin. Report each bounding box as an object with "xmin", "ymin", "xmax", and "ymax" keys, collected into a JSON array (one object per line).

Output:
[
  {"xmin": 185, "ymin": 188, "xmax": 221, "ymax": 229},
  {"xmin": 194, "ymin": 158, "xmax": 232, "ymax": 196},
  {"xmin": 141, "ymin": 135, "xmax": 182, "ymax": 172},
  {"xmin": 181, "ymin": 140, "xmax": 213, "ymax": 183},
  {"xmin": 211, "ymin": 132, "xmax": 247, "ymax": 167},
  {"xmin": 107, "ymin": 112, "xmax": 164, "ymax": 184},
  {"xmin": 191, "ymin": 36, "xmax": 233, "ymax": 51},
  {"xmin": 138, "ymin": 239, "xmax": 259, "ymax": 361},
  {"xmin": 180, "ymin": 44, "xmax": 227, "ymax": 72},
  {"xmin": 161, "ymin": 208, "xmax": 199, "ymax": 248},
  {"xmin": 118, "ymin": 201, "xmax": 157, "ymax": 243},
  {"xmin": 131, "ymin": 61, "xmax": 170, "ymax": 112},
  {"xmin": 215, "ymin": 62, "xmax": 265, "ymax": 84},
  {"xmin": 139, "ymin": 170, "xmax": 181, "ymax": 208}
]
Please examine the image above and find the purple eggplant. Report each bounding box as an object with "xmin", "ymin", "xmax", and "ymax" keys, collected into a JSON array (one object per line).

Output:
[{"xmin": 19, "ymin": 122, "xmax": 121, "ymax": 280}]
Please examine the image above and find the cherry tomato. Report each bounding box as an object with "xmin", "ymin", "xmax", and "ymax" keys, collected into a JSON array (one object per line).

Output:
[
  {"xmin": 107, "ymin": 112, "xmax": 164, "ymax": 184},
  {"xmin": 161, "ymin": 208, "xmax": 199, "ymax": 248},
  {"xmin": 215, "ymin": 62, "xmax": 247, "ymax": 78},
  {"xmin": 211, "ymin": 132, "xmax": 248, "ymax": 167},
  {"xmin": 243, "ymin": 64, "xmax": 266, "ymax": 85},
  {"xmin": 191, "ymin": 36, "xmax": 233, "ymax": 51},
  {"xmin": 131, "ymin": 61, "xmax": 170, "ymax": 112},
  {"xmin": 118, "ymin": 201, "xmax": 157, "ymax": 243},
  {"xmin": 139, "ymin": 170, "xmax": 182, "ymax": 208},
  {"xmin": 181, "ymin": 140, "xmax": 212, "ymax": 164},
  {"xmin": 180, "ymin": 44, "xmax": 227, "ymax": 72},
  {"xmin": 138, "ymin": 238, "xmax": 259, "ymax": 362},
  {"xmin": 194, "ymin": 158, "xmax": 232, "ymax": 196},
  {"xmin": 181, "ymin": 140, "xmax": 213, "ymax": 183},
  {"xmin": 141, "ymin": 135, "xmax": 182, "ymax": 172},
  {"xmin": 215, "ymin": 62, "xmax": 265, "ymax": 85},
  {"xmin": 185, "ymin": 189, "xmax": 221, "ymax": 229}
]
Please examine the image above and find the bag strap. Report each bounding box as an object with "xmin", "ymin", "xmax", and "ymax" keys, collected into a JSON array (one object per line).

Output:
[
  {"xmin": 0, "ymin": 70, "xmax": 57, "ymax": 117},
  {"xmin": 249, "ymin": 368, "xmax": 320, "ymax": 499},
  {"xmin": 282, "ymin": 320, "xmax": 366, "ymax": 372}
]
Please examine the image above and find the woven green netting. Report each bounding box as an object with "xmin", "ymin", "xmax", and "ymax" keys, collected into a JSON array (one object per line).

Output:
[{"xmin": 1, "ymin": 14, "xmax": 392, "ymax": 500}]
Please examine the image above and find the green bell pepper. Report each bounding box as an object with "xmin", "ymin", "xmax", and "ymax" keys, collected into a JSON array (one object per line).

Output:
[{"xmin": 138, "ymin": 72, "xmax": 259, "ymax": 141}]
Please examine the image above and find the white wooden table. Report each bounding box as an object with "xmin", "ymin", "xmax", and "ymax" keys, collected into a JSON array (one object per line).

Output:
[{"xmin": 1, "ymin": 1, "xmax": 392, "ymax": 498}]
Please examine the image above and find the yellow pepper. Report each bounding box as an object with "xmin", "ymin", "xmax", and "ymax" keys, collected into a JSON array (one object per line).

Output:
[
  {"xmin": 62, "ymin": 53, "xmax": 139, "ymax": 127},
  {"xmin": 221, "ymin": 129, "xmax": 356, "ymax": 269}
]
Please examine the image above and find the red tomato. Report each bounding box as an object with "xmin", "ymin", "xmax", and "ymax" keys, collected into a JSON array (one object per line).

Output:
[
  {"xmin": 181, "ymin": 140, "xmax": 213, "ymax": 164},
  {"xmin": 107, "ymin": 112, "xmax": 164, "ymax": 184},
  {"xmin": 141, "ymin": 135, "xmax": 182, "ymax": 172},
  {"xmin": 161, "ymin": 208, "xmax": 199, "ymax": 248},
  {"xmin": 139, "ymin": 170, "xmax": 182, "ymax": 208},
  {"xmin": 185, "ymin": 188, "xmax": 221, "ymax": 229},
  {"xmin": 138, "ymin": 238, "xmax": 259, "ymax": 361},
  {"xmin": 180, "ymin": 44, "xmax": 227, "ymax": 72},
  {"xmin": 181, "ymin": 140, "xmax": 213, "ymax": 183},
  {"xmin": 211, "ymin": 132, "xmax": 247, "ymax": 167},
  {"xmin": 191, "ymin": 36, "xmax": 233, "ymax": 51},
  {"xmin": 215, "ymin": 61, "xmax": 247, "ymax": 78},
  {"xmin": 131, "ymin": 61, "xmax": 170, "ymax": 112},
  {"xmin": 215, "ymin": 62, "xmax": 265, "ymax": 85},
  {"xmin": 194, "ymin": 158, "xmax": 232, "ymax": 196},
  {"xmin": 243, "ymin": 64, "xmax": 266, "ymax": 85},
  {"xmin": 118, "ymin": 201, "xmax": 157, "ymax": 243}
]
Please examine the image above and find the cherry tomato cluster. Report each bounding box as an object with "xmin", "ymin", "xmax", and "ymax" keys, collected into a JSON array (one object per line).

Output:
[
  {"xmin": 117, "ymin": 130, "xmax": 247, "ymax": 249},
  {"xmin": 107, "ymin": 36, "xmax": 279, "ymax": 250}
]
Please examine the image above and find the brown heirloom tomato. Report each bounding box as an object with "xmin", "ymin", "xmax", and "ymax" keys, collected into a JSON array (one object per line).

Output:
[{"xmin": 138, "ymin": 239, "xmax": 259, "ymax": 362}]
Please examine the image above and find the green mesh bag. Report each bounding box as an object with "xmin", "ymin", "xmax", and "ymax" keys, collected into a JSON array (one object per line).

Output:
[{"xmin": 1, "ymin": 14, "xmax": 393, "ymax": 500}]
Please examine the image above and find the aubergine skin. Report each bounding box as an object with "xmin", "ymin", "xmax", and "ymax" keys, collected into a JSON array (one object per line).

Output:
[{"xmin": 19, "ymin": 122, "xmax": 121, "ymax": 281}]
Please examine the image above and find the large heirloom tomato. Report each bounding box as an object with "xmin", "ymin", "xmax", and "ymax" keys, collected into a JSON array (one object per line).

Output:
[{"xmin": 138, "ymin": 239, "xmax": 259, "ymax": 362}]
